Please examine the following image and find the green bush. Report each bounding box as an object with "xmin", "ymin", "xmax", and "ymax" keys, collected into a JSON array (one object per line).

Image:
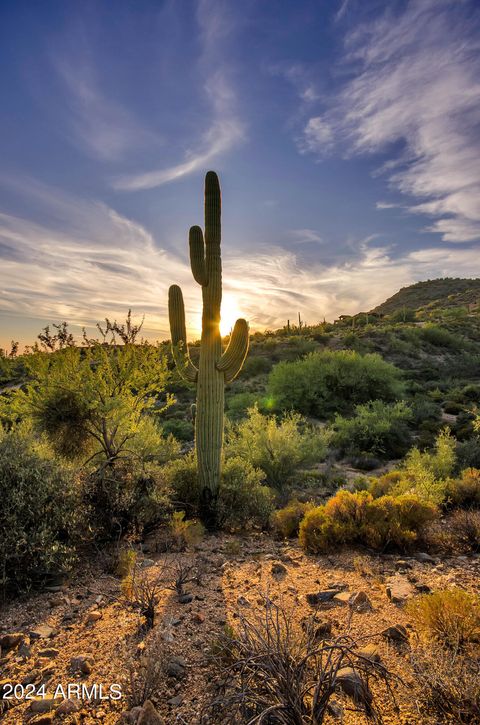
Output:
[
  {"xmin": 0, "ymin": 431, "xmax": 80, "ymax": 596},
  {"xmin": 217, "ymin": 457, "xmax": 274, "ymax": 529},
  {"xmin": 395, "ymin": 428, "xmax": 457, "ymax": 504},
  {"xmin": 225, "ymin": 405, "xmax": 330, "ymax": 491},
  {"xmin": 333, "ymin": 400, "xmax": 412, "ymax": 459},
  {"xmin": 161, "ymin": 418, "xmax": 194, "ymax": 441},
  {"xmin": 271, "ymin": 499, "xmax": 314, "ymax": 538},
  {"xmin": 226, "ymin": 392, "xmax": 260, "ymax": 420},
  {"xmin": 445, "ymin": 468, "xmax": 480, "ymax": 508},
  {"xmin": 369, "ymin": 470, "xmax": 403, "ymax": 498},
  {"xmin": 406, "ymin": 590, "xmax": 480, "ymax": 649},
  {"xmin": 242, "ymin": 355, "xmax": 273, "ymax": 378},
  {"xmin": 83, "ymin": 459, "xmax": 172, "ymax": 539},
  {"xmin": 299, "ymin": 490, "xmax": 437, "ymax": 554},
  {"xmin": 161, "ymin": 453, "xmax": 199, "ymax": 513},
  {"xmin": 267, "ymin": 350, "xmax": 403, "ymax": 418},
  {"xmin": 420, "ymin": 324, "xmax": 462, "ymax": 349},
  {"xmin": 457, "ymin": 437, "xmax": 480, "ymax": 470}
]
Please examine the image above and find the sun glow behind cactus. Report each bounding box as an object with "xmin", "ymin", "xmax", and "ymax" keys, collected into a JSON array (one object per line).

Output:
[{"xmin": 220, "ymin": 294, "xmax": 243, "ymax": 337}]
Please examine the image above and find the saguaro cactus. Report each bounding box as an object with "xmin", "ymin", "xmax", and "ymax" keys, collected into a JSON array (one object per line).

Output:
[{"xmin": 168, "ymin": 171, "xmax": 249, "ymax": 527}]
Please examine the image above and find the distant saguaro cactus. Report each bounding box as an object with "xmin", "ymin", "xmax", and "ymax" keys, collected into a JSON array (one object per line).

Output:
[{"xmin": 168, "ymin": 171, "xmax": 249, "ymax": 527}]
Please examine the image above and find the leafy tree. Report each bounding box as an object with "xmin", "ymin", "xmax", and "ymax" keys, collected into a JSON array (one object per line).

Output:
[{"xmin": 5, "ymin": 343, "xmax": 174, "ymax": 466}]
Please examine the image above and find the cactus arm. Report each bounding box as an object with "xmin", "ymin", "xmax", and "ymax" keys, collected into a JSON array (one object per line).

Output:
[
  {"xmin": 217, "ymin": 318, "xmax": 249, "ymax": 381},
  {"xmin": 168, "ymin": 284, "xmax": 198, "ymax": 383},
  {"xmin": 189, "ymin": 226, "xmax": 207, "ymax": 286}
]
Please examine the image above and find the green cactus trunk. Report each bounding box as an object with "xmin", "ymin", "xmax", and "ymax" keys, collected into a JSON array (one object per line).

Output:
[{"xmin": 168, "ymin": 171, "xmax": 249, "ymax": 528}]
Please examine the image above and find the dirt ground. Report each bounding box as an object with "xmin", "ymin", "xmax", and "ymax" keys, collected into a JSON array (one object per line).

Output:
[{"xmin": 1, "ymin": 533, "xmax": 479, "ymax": 724}]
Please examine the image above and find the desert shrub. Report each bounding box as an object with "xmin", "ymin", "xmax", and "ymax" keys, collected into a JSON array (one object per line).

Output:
[
  {"xmin": 267, "ymin": 349, "xmax": 403, "ymax": 417},
  {"xmin": 409, "ymin": 394, "xmax": 442, "ymax": 426},
  {"xmin": 411, "ymin": 643, "xmax": 480, "ymax": 724},
  {"xmin": 217, "ymin": 457, "xmax": 274, "ymax": 529},
  {"xmin": 445, "ymin": 468, "xmax": 480, "ymax": 508},
  {"xmin": 161, "ymin": 417, "xmax": 194, "ymax": 441},
  {"xmin": 205, "ymin": 597, "xmax": 395, "ymax": 723},
  {"xmin": 83, "ymin": 459, "xmax": 172, "ymax": 539},
  {"xmin": 420, "ymin": 324, "xmax": 462, "ymax": 349},
  {"xmin": 161, "ymin": 453, "xmax": 199, "ymax": 513},
  {"xmin": 0, "ymin": 431, "xmax": 80, "ymax": 596},
  {"xmin": 226, "ymin": 392, "xmax": 259, "ymax": 420},
  {"xmin": 167, "ymin": 511, "xmax": 204, "ymax": 550},
  {"xmin": 406, "ymin": 589, "xmax": 480, "ymax": 649},
  {"xmin": 242, "ymin": 355, "xmax": 273, "ymax": 378},
  {"xmin": 299, "ymin": 490, "xmax": 437, "ymax": 554},
  {"xmin": 271, "ymin": 499, "xmax": 314, "ymax": 538},
  {"xmin": 457, "ymin": 437, "xmax": 480, "ymax": 470},
  {"xmin": 225, "ymin": 405, "xmax": 330, "ymax": 492},
  {"xmin": 449, "ymin": 509, "xmax": 480, "ymax": 552},
  {"xmin": 394, "ymin": 428, "xmax": 457, "ymax": 504},
  {"xmin": 333, "ymin": 400, "xmax": 412, "ymax": 460},
  {"xmin": 369, "ymin": 470, "xmax": 403, "ymax": 498}
]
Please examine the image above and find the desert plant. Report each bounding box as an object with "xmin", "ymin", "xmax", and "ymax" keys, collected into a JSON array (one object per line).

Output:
[
  {"xmin": 267, "ymin": 349, "xmax": 403, "ymax": 418},
  {"xmin": 410, "ymin": 643, "xmax": 480, "ymax": 723},
  {"xmin": 406, "ymin": 589, "xmax": 480, "ymax": 650},
  {"xmin": 446, "ymin": 468, "xmax": 480, "ymax": 508},
  {"xmin": 203, "ymin": 597, "xmax": 396, "ymax": 723},
  {"xmin": 394, "ymin": 428, "xmax": 457, "ymax": 504},
  {"xmin": 271, "ymin": 499, "xmax": 315, "ymax": 538},
  {"xmin": 225, "ymin": 405, "xmax": 330, "ymax": 492},
  {"xmin": 168, "ymin": 172, "xmax": 249, "ymax": 528},
  {"xmin": 0, "ymin": 430, "xmax": 80, "ymax": 597},
  {"xmin": 216, "ymin": 456, "xmax": 274, "ymax": 529},
  {"xmin": 166, "ymin": 511, "xmax": 204, "ymax": 551},
  {"xmin": 333, "ymin": 400, "xmax": 412, "ymax": 460},
  {"xmin": 299, "ymin": 490, "xmax": 437, "ymax": 554},
  {"xmin": 449, "ymin": 509, "xmax": 480, "ymax": 552},
  {"xmin": 124, "ymin": 631, "xmax": 167, "ymax": 707}
]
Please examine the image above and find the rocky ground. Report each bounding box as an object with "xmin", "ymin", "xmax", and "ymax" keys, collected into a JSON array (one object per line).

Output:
[{"xmin": 1, "ymin": 534, "xmax": 479, "ymax": 724}]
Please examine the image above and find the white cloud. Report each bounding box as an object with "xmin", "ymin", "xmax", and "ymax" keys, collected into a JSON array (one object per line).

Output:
[
  {"xmin": 289, "ymin": 228, "xmax": 324, "ymax": 244},
  {"xmin": 301, "ymin": 0, "xmax": 480, "ymax": 243}
]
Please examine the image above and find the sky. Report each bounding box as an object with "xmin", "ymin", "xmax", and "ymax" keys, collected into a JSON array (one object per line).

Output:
[{"xmin": 0, "ymin": 0, "xmax": 479, "ymax": 349}]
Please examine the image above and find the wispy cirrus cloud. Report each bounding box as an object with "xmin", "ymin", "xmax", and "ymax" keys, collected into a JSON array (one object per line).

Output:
[
  {"xmin": 1, "ymin": 177, "xmax": 479, "ymax": 350},
  {"xmin": 300, "ymin": 0, "xmax": 480, "ymax": 243},
  {"xmin": 113, "ymin": 0, "xmax": 245, "ymax": 191},
  {"xmin": 53, "ymin": 56, "xmax": 160, "ymax": 162}
]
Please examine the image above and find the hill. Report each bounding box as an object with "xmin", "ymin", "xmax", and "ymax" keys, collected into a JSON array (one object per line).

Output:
[{"xmin": 371, "ymin": 277, "xmax": 480, "ymax": 316}]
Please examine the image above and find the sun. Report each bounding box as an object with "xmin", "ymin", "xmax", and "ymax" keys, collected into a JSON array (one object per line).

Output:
[{"xmin": 220, "ymin": 294, "xmax": 242, "ymax": 337}]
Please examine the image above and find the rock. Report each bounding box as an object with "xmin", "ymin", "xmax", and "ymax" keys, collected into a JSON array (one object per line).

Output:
[
  {"xmin": 0, "ymin": 632, "xmax": 26, "ymax": 650},
  {"xmin": 178, "ymin": 594, "xmax": 193, "ymax": 604},
  {"xmin": 86, "ymin": 610, "xmax": 103, "ymax": 624},
  {"xmin": 381, "ymin": 624, "xmax": 408, "ymax": 642},
  {"xmin": 140, "ymin": 559, "xmax": 155, "ymax": 569},
  {"xmin": 415, "ymin": 583, "xmax": 431, "ymax": 594},
  {"xmin": 29, "ymin": 696, "xmax": 61, "ymax": 713},
  {"xmin": 349, "ymin": 591, "xmax": 373, "ymax": 612},
  {"xmin": 29, "ymin": 625, "xmax": 54, "ymax": 641},
  {"xmin": 167, "ymin": 694, "xmax": 183, "ymax": 706},
  {"xmin": 166, "ymin": 655, "xmax": 187, "ymax": 679},
  {"xmin": 237, "ymin": 595, "xmax": 250, "ymax": 606},
  {"xmin": 385, "ymin": 576, "xmax": 414, "ymax": 604},
  {"xmin": 22, "ymin": 669, "xmax": 41, "ymax": 685},
  {"xmin": 70, "ymin": 654, "xmax": 94, "ymax": 674},
  {"xmin": 306, "ymin": 590, "xmax": 339, "ymax": 606},
  {"xmin": 48, "ymin": 594, "xmax": 64, "ymax": 607},
  {"xmin": 125, "ymin": 705, "xmax": 143, "ymax": 723},
  {"xmin": 333, "ymin": 591, "xmax": 352, "ymax": 605},
  {"xmin": 415, "ymin": 552, "xmax": 435, "ymax": 564},
  {"xmin": 137, "ymin": 700, "xmax": 164, "ymax": 724},
  {"xmin": 335, "ymin": 667, "xmax": 373, "ymax": 708},
  {"xmin": 56, "ymin": 698, "xmax": 80, "ymax": 715},
  {"xmin": 357, "ymin": 644, "xmax": 381, "ymax": 663},
  {"xmin": 395, "ymin": 559, "xmax": 413, "ymax": 570},
  {"xmin": 271, "ymin": 562, "xmax": 287, "ymax": 577},
  {"xmin": 38, "ymin": 648, "xmax": 59, "ymax": 659},
  {"xmin": 193, "ymin": 613, "xmax": 205, "ymax": 624},
  {"xmin": 18, "ymin": 641, "xmax": 32, "ymax": 658}
]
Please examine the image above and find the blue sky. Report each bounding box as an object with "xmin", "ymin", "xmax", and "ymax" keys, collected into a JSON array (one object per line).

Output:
[{"xmin": 1, "ymin": 0, "xmax": 479, "ymax": 348}]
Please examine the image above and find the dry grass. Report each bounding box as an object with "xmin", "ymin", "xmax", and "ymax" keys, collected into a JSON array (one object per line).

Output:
[{"xmin": 406, "ymin": 589, "xmax": 480, "ymax": 650}]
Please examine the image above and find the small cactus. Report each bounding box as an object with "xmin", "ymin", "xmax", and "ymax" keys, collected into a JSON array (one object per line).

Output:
[{"xmin": 168, "ymin": 171, "xmax": 249, "ymax": 527}]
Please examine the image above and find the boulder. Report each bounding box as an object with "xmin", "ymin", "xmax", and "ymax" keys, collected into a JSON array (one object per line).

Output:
[
  {"xmin": 0, "ymin": 632, "xmax": 26, "ymax": 650},
  {"xmin": 385, "ymin": 576, "xmax": 414, "ymax": 604},
  {"xmin": 381, "ymin": 624, "xmax": 408, "ymax": 642},
  {"xmin": 70, "ymin": 654, "xmax": 94, "ymax": 674},
  {"xmin": 29, "ymin": 625, "xmax": 55, "ymax": 641}
]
